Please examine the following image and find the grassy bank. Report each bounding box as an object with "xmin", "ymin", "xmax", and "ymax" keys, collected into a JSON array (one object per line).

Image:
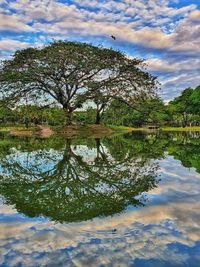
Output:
[
  {"xmin": 0, "ymin": 125, "xmax": 36, "ymax": 132},
  {"xmin": 161, "ymin": 126, "xmax": 200, "ymax": 132},
  {"xmin": 109, "ymin": 125, "xmax": 200, "ymax": 132},
  {"xmin": 131, "ymin": 126, "xmax": 200, "ymax": 132},
  {"xmin": 0, "ymin": 124, "xmax": 114, "ymax": 138},
  {"xmin": 108, "ymin": 125, "xmax": 135, "ymax": 131},
  {"xmin": 1, "ymin": 125, "xmax": 200, "ymax": 137}
]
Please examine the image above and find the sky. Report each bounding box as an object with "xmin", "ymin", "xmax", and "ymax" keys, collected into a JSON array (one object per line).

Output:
[{"xmin": 0, "ymin": 0, "xmax": 200, "ymax": 101}]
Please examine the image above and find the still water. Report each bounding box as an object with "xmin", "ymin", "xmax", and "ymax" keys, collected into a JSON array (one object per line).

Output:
[{"xmin": 0, "ymin": 131, "xmax": 200, "ymax": 267}]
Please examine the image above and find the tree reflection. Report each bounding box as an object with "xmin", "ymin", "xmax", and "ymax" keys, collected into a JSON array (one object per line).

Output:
[
  {"xmin": 0, "ymin": 136, "xmax": 159, "ymax": 222},
  {"xmin": 166, "ymin": 131, "xmax": 200, "ymax": 173}
]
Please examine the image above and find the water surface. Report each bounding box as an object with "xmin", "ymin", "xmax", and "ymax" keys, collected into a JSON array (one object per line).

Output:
[{"xmin": 0, "ymin": 131, "xmax": 200, "ymax": 266}]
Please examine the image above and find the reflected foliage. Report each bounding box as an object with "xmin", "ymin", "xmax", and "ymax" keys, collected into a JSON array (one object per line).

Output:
[
  {"xmin": 0, "ymin": 134, "xmax": 159, "ymax": 222},
  {"xmin": 0, "ymin": 131, "xmax": 200, "ymax": 223},
  {"xmin": 166, "ymin": 132, "xmax": 200, "ymax": 173}
]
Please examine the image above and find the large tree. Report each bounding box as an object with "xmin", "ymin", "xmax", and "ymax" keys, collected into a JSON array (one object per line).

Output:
[
  {"xmin": 87, "ymin": 60, "xmax": 158, "ymax": 124},
  {"xmin": 0, "ymin": 41, "xmax": 157, "ymax": 125},
  {"xmin": 103, "ymin": 97, "xmax": 169, "ymax": 127}
]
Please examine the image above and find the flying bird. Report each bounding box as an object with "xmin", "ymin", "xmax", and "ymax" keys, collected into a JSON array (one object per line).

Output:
[{"xmin": 110, "ymin": 35, "xmax": 116, "ymax": 40}]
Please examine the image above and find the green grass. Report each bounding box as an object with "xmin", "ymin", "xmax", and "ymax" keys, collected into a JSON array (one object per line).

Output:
[
  {"xmin": 108, "ymin": 125, "xmax": 135, "ymax": 131},
  {"xmin": 109, "ymin": 125, "xmax": 200, "ymax": 132},
  {"xmin": 161, "ymin": 126, "xmax": 200, "ymax": 131},
  {"xmin": 0, "ymin": 125, "xmax": 36, "ymax": 132}
]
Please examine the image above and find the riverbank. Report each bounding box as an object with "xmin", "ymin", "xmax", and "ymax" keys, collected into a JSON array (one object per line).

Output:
[
  {"xmin": 1, "ymin": 125, "xmax": 200, "ymax": 138},
  {"xmin": 0, "ymin": 124, "xmax": 114, "ymax": 138},
  {"xmin": 108, "ymin": 125, "xmax": 200, "ymax": 132},
  {"xmin": 107, "ymin": 125, "xmax": 135, "ymax": 132},
  {"xmin": 161, "ymin": 126, "xmax": 200, "ymax": 131},
  {"xmin": 0, "ymin": 125, "xmax": 53, "ymax": 138}
]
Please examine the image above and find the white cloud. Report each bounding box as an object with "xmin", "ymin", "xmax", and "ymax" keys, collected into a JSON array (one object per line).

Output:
[
  {"xmin": 0, "ymin": 39, "xmax": 30, "ymax": 51},
  {"xmin": 0, "ymin": 14, "xmax": 33, "ymax": 32},
  {"xmin": 147, "ymin": 58, "xmax": 200, "ymax": 73},
  {"xmin": 147, "ymin": 57, "xmax": 200, "ymax": 100},
  {"xmin": 0, "ymin": 0, "xmax": 199, "ymax": 100}
]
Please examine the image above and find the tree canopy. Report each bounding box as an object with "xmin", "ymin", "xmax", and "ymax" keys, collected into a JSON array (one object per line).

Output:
[
  {"xmin": 0, "ymin": 41, "xmax": 157, "ymax": 125},
  {"xmin": 168, "ymin": 85, "xmax": 200, "ymax": 126}
]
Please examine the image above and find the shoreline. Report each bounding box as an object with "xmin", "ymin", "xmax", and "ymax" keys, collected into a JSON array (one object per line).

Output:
[{"xmin": 1, "ymin": 125, "xmax": 200, "ymax": 138}]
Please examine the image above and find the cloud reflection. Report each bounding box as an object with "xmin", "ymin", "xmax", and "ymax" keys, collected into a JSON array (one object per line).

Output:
[{"xmin": 1, "ymin": 155, "xmax": 200, "ymax": 266}]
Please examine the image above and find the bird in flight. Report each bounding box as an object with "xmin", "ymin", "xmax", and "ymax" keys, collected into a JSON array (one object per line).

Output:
[{"xmin": 110, "ymin": 35, "xmax": 116, "ymax": 40}]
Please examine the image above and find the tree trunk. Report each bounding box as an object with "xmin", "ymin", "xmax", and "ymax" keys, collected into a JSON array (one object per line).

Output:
[
  {"xmin": 95, "ymin": 110, "xmax": 101, "ymax": 124},
  {"xmin": 182, "ymin": 113, "xmax": 187, "ymax": 127},
  {"xmin": 95, "ymin": 103, "xmax": 106, "ymax": 125},
  {"xmin": 25, "ymin": 118, "xmax": 29, "ymax": 129},
  {"xmin": 64, "ymin": 108, "xmax": 73, "ymax": 126}
]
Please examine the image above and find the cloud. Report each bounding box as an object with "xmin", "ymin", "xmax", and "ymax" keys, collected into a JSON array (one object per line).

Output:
[
  {"xmin": 147, "ymin": 58, "xmax": 177, "ymax": 72},
  {"xmin": 0, "ymin": 39, "xmax": 30, "ymax": 52},
  {"xmin": 189, "ymin": 9, "xmax": 200, "ymax": 20},
  {"xmin": 0, "ymin": 0, "xmax": 199, "ymax": 100},
  {"xmin": 146, "ymin": 54, "xmax": 200, "ymax": 100},
  {"xmin": 0, "ymin": 14, "xmax": 33, "ymax": 32},
  {"xmin": 147, "ymin": 57, "xmax": 200, "ymax": 78}
]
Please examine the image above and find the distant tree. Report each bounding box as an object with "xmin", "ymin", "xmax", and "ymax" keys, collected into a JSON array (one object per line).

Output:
[
  {"xmin": 142, "ymin": 98, "xmax": 170, "ymax": 125},
  {"xmin": 169, "ymin": 88, "xmax": 193, "ymax": 126},
  {"xmin": 0, "ymin": 101, "xmax": 17, "ymax": 124},
  {"xmin": 0, "ymin": 41, "xmax": 157, "ymax": 125},
  {"xmin": 42, "ymin": 107, "xmax": 65, "ymax": 126},
  {"xmin": 104, "ymin": 97, "xmax": 169, "ymax": 127},
  {"xmin": 190, "ymin": 85, "xmax": 200, "ymax": 115},
  {"xmin": 73, "ymin": 108, "xmax": 100, "ymax": 125},
  {"xmin": 16, "ymin": 105, "xmax": 43, "ymax": 128}
]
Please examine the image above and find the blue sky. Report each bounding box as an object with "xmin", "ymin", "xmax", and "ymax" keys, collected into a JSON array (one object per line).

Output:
[{"xmin": 0, "ymin": 0, "xmax": 200, "ymax": 101}]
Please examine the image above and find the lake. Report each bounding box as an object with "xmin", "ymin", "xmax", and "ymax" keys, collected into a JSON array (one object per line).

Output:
[{"xmin": 0, "ymin": 131, "xmax": 200, "ymax": 267}]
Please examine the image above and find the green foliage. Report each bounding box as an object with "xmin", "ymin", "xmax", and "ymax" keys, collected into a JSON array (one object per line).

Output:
[
  {"xmin": 190, "ymin": 85, "xmax": 200, "ymax": 115},
  {"xmin": 42, "ymin": 107, "xmax": 65, "ymax": 125},
  {"xmin": 169, "ymin": 88, "xmax": 193, "ymax": 113},
  {"xmin": 0, "ymin": 135, "xmax": 159, "ymax": 222},
  {"xmin": 103, "ymin": 98, "xmax": 170, "ymax": 127},
  {"xmin": 0, "ymin": 104, "xmax": 66, "ymax": 127},
  {"xmin": 168, "ymin": 85, "xmax": 200, "ymax": 126},
  {"xmin": 0, "ymin": 41, "xmax": 157, "ymax": 125},
  {"xmin": 0, "ymin": 105, "xmax": 17, "ymax": 124},
  {"xmin": 74, "ymin": 108, "xmax": 96, "ymax": 124}
]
